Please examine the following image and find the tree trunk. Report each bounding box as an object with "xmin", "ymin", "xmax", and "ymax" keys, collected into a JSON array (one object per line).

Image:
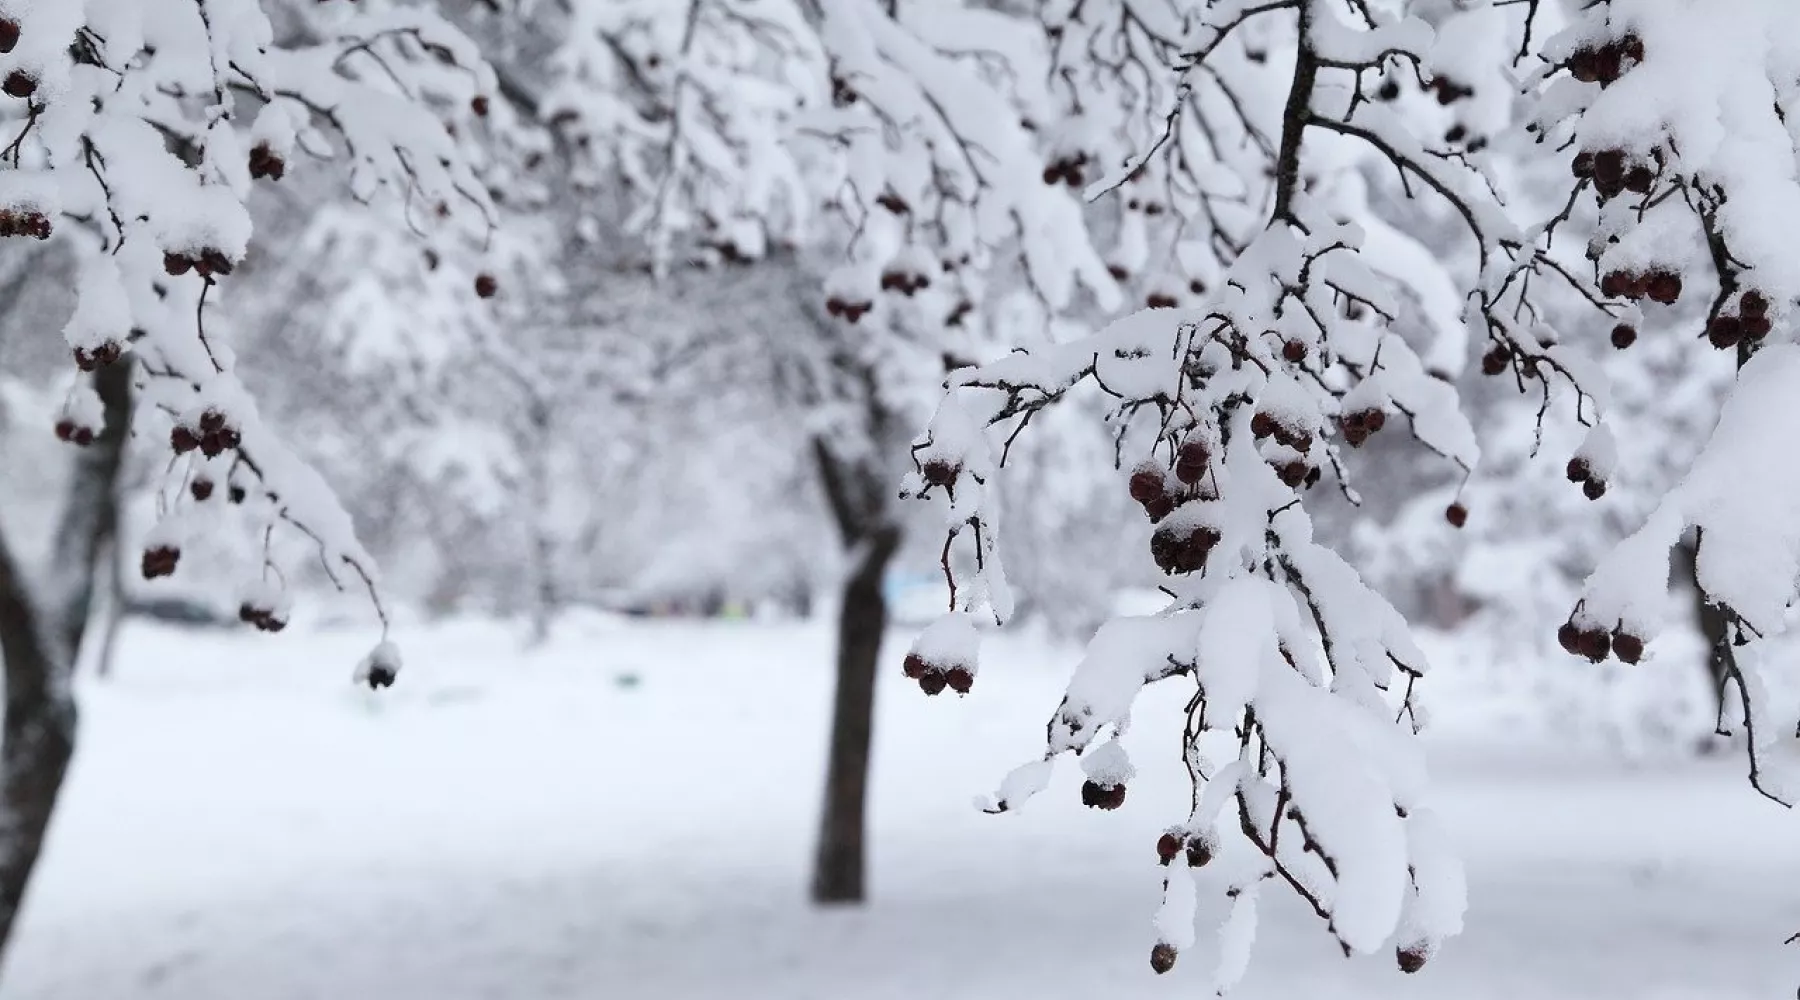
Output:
[
  {"xmin": 811, "ymin": 521, "xmax": 900, "ymax": 903},
  {"xmin": 808, "ymin": 437, "xmax": 901, "ymax": 905},
  {"xmin": 0, "ymin": 361, "xmax": 131, "ymax": 970}
]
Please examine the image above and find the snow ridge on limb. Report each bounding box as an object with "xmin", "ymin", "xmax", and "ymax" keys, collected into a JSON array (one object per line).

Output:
[
  {"xmin": 11, "ymin": 0, "xmax": 500, "ymax": 679},
  {"xmin": 1526, "ymin": 0, "xmax": 1800, "ymax": 805}
]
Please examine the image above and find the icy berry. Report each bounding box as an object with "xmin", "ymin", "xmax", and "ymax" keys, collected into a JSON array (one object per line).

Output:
[
  {"xmin": 944, "ymin": 666, "xmax": 973, "ymax": 695},
  {"xmin": 1281, "ymin": 339, "xmax": 1308, "ymax": 363},
  {"xmin": 1566, "ymin": 457, "xmax": 1590, "ymax": 483},
  {"xmin": 922, "ymin": 458, "xmax": 959, "ymax": 489},
  {"xmin": 1558, "ymin": 621, "xmax": 1582, "ymax": 655},
  {"xmin": 474, "ymin": 273, "xmax": 499, "ymax": 299},
  {"xmin": 164, "ymin": 252, "xmax": 192, "ymax": 276},
  {"xmin": 1250, "ymin": 412, "xmax": 1276, "ymax": 439},
  {"xmin": 1445, "ymin": 503, "xmax": 1468, "ymax": 528},
  {"xmin": 1174, "ymin": 439, "xmax": 1210, "ymax": 484},
  {"xmin": 1582, "ymin": 478, "xmax": 1607, "ymax": 501},
  {"xmin": 1480, "ymin": 346, "xmax": 1510, "ymax": 376},
  {"xmin": 0, "ymin": 19, "xmax": 18, "ymax": 54},
  {"xmin": 2, "ymin": 70, "xmax": 34, "ymax": 99},
  {"xmin": 1150, "ymin": 943, "xmax": 1178, "ymax": 975},
  {"xmin": 1612, "ymin": 631, "xmax": 1644, "ymax": 665},
  {"xmin": 1644, "ymin": 271, "xmax": 1681, "ymax": 304},
  {"xmin": 1577, "ymin": 628, "xmax": 1611, "ymax": 663},
  {"xmin": 1741, "ymin": 290, "xmax": 1769, "ymax": 318},
  {"xmin": 1744, "ymin": 315, "xmax": 1772, "ymax": 340},
  {"xmin": 1397, "ymin": 945, "xmax": 1429, "ymax": 974},
  {"xmin": 141, "ymin": 545, "xmax": 181, "ymax": 580},
  {"xmin": 1610, "ymin": 324, "xmax": 1637, "ymax": 349},
  {"xmin": 1080, "ymin": 779, "xmax": 1126, "ymax": 810},
  {"xmin": 170, "ymin": 425, "xmax": 200, "ymax": 454},
  {"xmin": 1156, "ymin": 832, "xmax": 1182, "ymax": 865},
  {"xmin": 902, "ymin": 652, "xmax": 928, "ymax": 679},
  {"xmin": 1278, "ymin": 460, "xmax": 1309, "ymax": 488},
  {"xmin": 1128, "ymin": 463, "xmax": 1167, "ymax": 504},
  {"xmin": 917, "ymin": 670, "xmax": 947, "ymax": 696},
  {"xmin": 1185, "ymin": 837, "xmax": 1213, "ymax": 868},
  {"xmin": 1707, "ymin": 315, "xmax": 1744, "ymax": 349}
]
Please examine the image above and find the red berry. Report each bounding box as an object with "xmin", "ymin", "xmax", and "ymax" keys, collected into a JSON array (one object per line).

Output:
[
  {"xmin": 1156, "ymin": 832, "xmax": 1182, "ymax": 865},
  {"xmin": 944, "ymin": 666, "xmax": 973, "ymax": 695},
  {"xmin": 1186, "ymin": 837, "xmax": 1213, "ymax": 868},
  {"xmin": 1128, "ymin": 464, "xmax": 1166, "ymax": 504},
  {"xmin": 922, "ymin": 458, "xmax": 959, "ymax": 488},
  {"xmin": 1558, "ymin": 621, "xmax": 1582, "ymax": 655},
  {"xmin": 190, "ymin": 478, "xmax": 214, "ymax": 502},
  {"xmin": 1250, "ymin": 412, "xmax": 1276, "ymax": 439},
  {"xmin": 1582, "ymin": 478, "xmax": 1607, "ymax": 501},
  {"xmin": 1566, "ymin": 457, "xmax": 1590, "ymax": 483},
  {"xmin": 1281, "ymin": 339, "xmax": 1307, "ymax": 363},
  {"xmin": 917, "ymin": 670, "xmax": 947, "ymax": 696},
  {"xmin": 1480, "ymin": 347, "xmax": 1510, "ymax": 376},
  {"xmin": 170, "ymin": 425, "xmax": 199, "ymax": 454},
  {"xmin": 1397, "ymin": 945, "xmax": 1429, "ymax": 974},
  {"xmin": 902, "ymin": 652, "xmax": 928, "ymax": 679},
  {"xmin": 1174, "ymin": 439, "xmax": 1210, "ymax": 484},
  {"xmin": 2, "ymin": 70, "xmax": 35, "ymax": 99},
  {"xmin": 1741, "ymin": 290, "xmax": 1769, "ymax": 318},
  {"xmin": 1610, "ymin": 324, "xmax": 1637, "ymax": 349},
  {"xmin": 1445, "ymin": 503, "xmax": 1468, "ymax": 528},
  {"xmin": 1150, "ymin": 943, "xmax": 1178, "ymax": 975},
  {"xmin": 1707, "ymin": 315, "xmax": 1743, "ymax": 349},
  {"xmin": 1644, "ymin": 271, "xmax": 1681, "ymax": 304},
  {"xmin": 1612, "ymin": 632, "xmax": 1644, "ymax": 664},
  {"xmin": 1577, "ymin": 628, "xmax": 1611, "ymax": 662},
  {"xmin": 0, "ymin": 19, "xmax": 18, "ymax": 55},
  {"xmin": 471, "ymin": 95, "xmax": 490, "ymax": 117},
  {"xmin": 474, "ymin": 273, "xmax": 498, "ymax": 298}
]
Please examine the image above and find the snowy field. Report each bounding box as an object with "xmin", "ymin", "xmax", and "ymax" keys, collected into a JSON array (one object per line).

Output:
[{"xmin": 5, "ymin": 614, "xmax": 1799, "ymax": 1000}]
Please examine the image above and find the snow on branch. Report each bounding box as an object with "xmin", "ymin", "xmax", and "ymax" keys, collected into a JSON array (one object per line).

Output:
[{"xmin": 10, "ymin": 0, "xmax": 501, "ymax": 682}]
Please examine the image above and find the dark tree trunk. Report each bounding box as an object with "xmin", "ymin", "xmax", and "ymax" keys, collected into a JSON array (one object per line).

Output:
[
  {"xmin": 808, "ymin": 438, "xmax": 901, "ymax": 905},
  {"xmin": 0, "ymin": 361, "xmax": 130, "ymax": 970}
]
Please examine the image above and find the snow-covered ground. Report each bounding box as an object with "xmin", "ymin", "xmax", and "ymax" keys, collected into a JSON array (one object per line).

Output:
[{"xmin": 6, "ymin": 614, "xmax": 1799, "ymax": 999}]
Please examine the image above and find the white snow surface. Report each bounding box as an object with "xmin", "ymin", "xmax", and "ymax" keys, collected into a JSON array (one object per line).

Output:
[{"xmin": 7, "ymin": 615, "xmax": 1800, "ymax": 1000}]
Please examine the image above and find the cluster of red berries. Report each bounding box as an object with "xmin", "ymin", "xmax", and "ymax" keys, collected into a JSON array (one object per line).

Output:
[
  {"xmin": 1599, "ymin": 267, "xmax": 1681, "ymax": 305},
  {"xmin": 248, "ymin": 143, "xmax": 286, "ymax": 182},
  {"xmin": 1565, "ymin": 456, "xmax": 1608, "ymax": 501},
  {"xmin": 54, "ymin": 419, "xmax": 94, "ymax": 447},
  {"xmin": 1575, "ymin": 149, "xmax": 1657, "ymax": 200},
  {"xmin": 164, "ymin": 249, "xmax": 235, "ymax": 279},
  {"xmin": 1150, "ymin": 516, "xmax": 1220, "ymax": 576},
  {"xmin": 1706, "ymin": 290, "xmax": 1772, "ymax": 350},
  {"xmin": 901, "ymin": 650, "xmax": 972, "ymax": 696},
  {"xmin": 170, "ymin": 408, "xmax": 241, "ymax": 459},
  {"xmin": 1080, "ymin": 778, "xmax": 1125, "ymax": 810},
  {"xmin": 1567, "ymin": 34, "xmax": 1644, "ymax": 87},
  {"xmin": 73, "ymin": 341, "xmax": 122, "ymax": 372},
  {"xmin": 1124, "ymin": 195, "xmax": 1166, "ymax": 216},
  {"xmin": 0, "ymin": 208, "xmax": 51, "ymax": 240},
  {"xmin": 1128, "ymin": 439, "xmax": 1213, "ymax": 523},
  {"xmin": 1558, "ymin": 619, "xmax": 1644, "ymax": 664},
  {"xmin": 1339, "ymin": 406, "xmax": 1387, "ymax": 448},
  {"xmin": 878, "ymin": 265, "xmax": 930, "ymax": 296},
  {"xmin": 1154, "ymin": 829, "xmax": 1214, "ymax": 869},
  {"xmin": 1425, "ymin": 75, "xmax": 1474, "ymax": 105},
  {"xmin": 1041, "ymin": 151, "xmax": 1091, "ymax": 188},
  {"xmin": 1251, "ymin": 411, "xmax": 1319, "ymax": 489},
  {"xmin": 141, "ymin": 545, "xmax": 180, "ymax": 580},
  {"xmin": 238, "ymin": 600, "xmax": 288, "ymax": 633},
  {"xmin": 825, "ymin": 293, "xmax": 874, "ymax": 324}
]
